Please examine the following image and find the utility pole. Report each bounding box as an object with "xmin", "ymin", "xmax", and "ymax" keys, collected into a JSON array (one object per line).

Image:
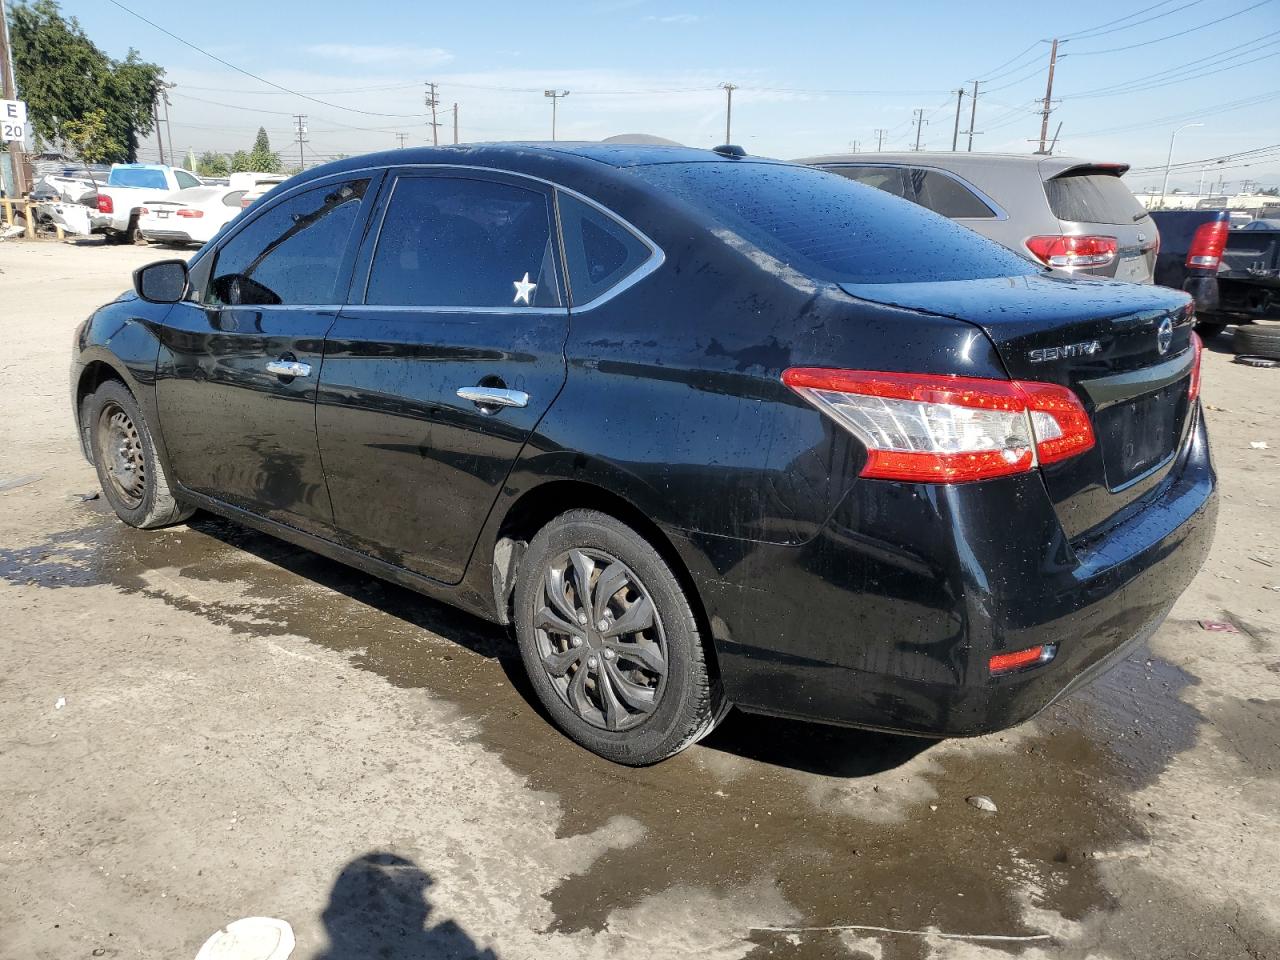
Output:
[
  {"xmin": 874, "ymin": 128, "xmax": 887, "ymax": 151},
  {"xmin": 911, "ymin": 108, "xmax": 927, "ymax": 151},
  {"xmin": 1037, "ymin": 38, "xmax": 1059, "ymax": 154},
  {"xmin": 152, "ymin": 97, "xmax": 165, "ymax": 164},
  {"xmin": 951, "ymin": 87, "xmax": 965, "ymax": 151},
  {"xmin": 395, "ymin": 132, "xmax": 408, "ymax": 149},
  {"xmin": 719, "ymin": 82, "xmax": 738, "ymax": 144},
  {"xmin": 849, "ymin": 140, "xmax": 859, "ymax": 153},
  {"xmin": 293, "ymin": 115, "xmax": 307, "ymax": 171},
  {"xmin": 544, "ymin": 89, "xmax": 569, "ymax": 140},
  {"xmin": 161, "ymin": 84, "xmax": 175, "ymax": 165},
  {"xmin": 452, "ymin": 102, "xmax": 458, "ymax": 144},
  {"xmin": 424, "ymin": 82, "xmax": 440, "ymax": 145},
  {"xmin": 966, "ymin": 80, "xmax": 980, "ymax": 151},
  {"xmin": 0, "ymin": 0, "xmax": 28, "ymax": 196}
]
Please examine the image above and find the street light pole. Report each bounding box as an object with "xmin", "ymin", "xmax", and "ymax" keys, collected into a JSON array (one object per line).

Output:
[
  {"xmin": 544, "ymin": 90, "xmax": 569, "ymax": 141},
  {"xmin": 1160, "ymin": 122, "xmax": 1203, "ymax": 209}
]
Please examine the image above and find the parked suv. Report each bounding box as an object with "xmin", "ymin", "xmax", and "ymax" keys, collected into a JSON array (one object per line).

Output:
[
  {"xmin": 71, "ymin": 144, "xmax": 1215, "ymax": 764},
  {"xmin": 797, "ymin": 152, "xmax": 1159, "ymax": 282}
]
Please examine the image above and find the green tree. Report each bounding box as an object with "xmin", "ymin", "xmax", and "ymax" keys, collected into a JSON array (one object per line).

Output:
[
  {"xmin": 245, "ymin": 126, "xmax": 280, "ymax": 173},
  {"xmin": 7, "ymin": 0, "xmax": 163, "ymax": 163},
  {"xmin": 196, "ymin": 151, "xmax": 229, "ymax": 177},
  {"xmin": 61, "ymin": 108, "xmax": 120, "ymax": 187}
]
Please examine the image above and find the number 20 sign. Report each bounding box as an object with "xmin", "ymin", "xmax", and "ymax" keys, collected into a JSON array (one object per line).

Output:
[{"xmin": 2, "ymin": 100, "xmax": 28, "ymax": 144}]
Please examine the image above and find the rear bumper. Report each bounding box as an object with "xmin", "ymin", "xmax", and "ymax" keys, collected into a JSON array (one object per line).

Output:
[
  {"xmin": 139, "ymin": 228, "xmax": 196, "ymax": 244},
  {"xmin": 679, "ymin": 406, "xmax": 1216, "ymax": 737}
]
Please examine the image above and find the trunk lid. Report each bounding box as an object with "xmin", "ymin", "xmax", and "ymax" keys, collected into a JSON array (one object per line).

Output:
[
  {"xmin": 1040, "ymin": 161, "xmax": 1158, "ymax": 283},
  {"xmin": 840, "ymin": 273, "xmax": 1196, "ymax": 540}
]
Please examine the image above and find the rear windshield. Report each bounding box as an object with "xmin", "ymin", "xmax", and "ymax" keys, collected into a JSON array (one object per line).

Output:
[
  {"xmin": 1044, "ymin": 171, "xmax": 1147, "ymax": 226},
  {"xmin": 632, "ymin": 161, "xmax": 1035, "ymax": 284},
  {"xmin": 108, "ymin": 167, "xmax": 168, "ymax": 189}
]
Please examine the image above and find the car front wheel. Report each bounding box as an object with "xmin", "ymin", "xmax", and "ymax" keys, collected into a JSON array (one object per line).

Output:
[
  {"xmin": 513, "ymin": 509, "xmax": 725, "ymax": 765},
  {"xmin": 86, "ymin": 380, "xmax": 193, "ymax": 529}
]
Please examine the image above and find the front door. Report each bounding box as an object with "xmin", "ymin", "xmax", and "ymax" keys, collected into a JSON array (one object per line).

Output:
[
  {"xmin": 317, "ymin": 170, "xmax": 569, "ymax": 583},
  {"xmin": 155, "ymin": 177, "xmax": 374, "ymax": 536}
]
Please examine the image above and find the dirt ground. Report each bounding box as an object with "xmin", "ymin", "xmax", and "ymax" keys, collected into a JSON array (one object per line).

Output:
[{"xmin": 0, "ymin": 239, "xmax": 1277, "ymax": 960}]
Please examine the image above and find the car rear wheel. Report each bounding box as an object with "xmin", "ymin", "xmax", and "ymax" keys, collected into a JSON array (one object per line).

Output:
[
  {"xmin": 513, "ymin": 509, "xmax": 725, "ymax": 765},
  {"xmin": 86, "ymin": 380, "xmax": 193, "ymax": 529}
]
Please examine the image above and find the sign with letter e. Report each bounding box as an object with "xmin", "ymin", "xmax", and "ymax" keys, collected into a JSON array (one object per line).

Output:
[{"xmin": 1, "ymin": 100, "xmax": 28, "ymax": 143}]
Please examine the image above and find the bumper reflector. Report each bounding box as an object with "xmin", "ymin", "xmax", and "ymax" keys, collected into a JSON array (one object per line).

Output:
[{"xmin": 989, "ymin": 644, "xmax": 1056, "ymax": 675}]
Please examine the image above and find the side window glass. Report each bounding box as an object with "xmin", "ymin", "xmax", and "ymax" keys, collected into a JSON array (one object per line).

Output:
[
  {"xmin": 556, "ymin": 192, "xmax": 653, "ymax": 305},
  {"xmin": 829, "ymin": 166, "xmax": 912, "ymax": 202},
  {"xmin": 206, "ymin": 179, "xmax": 369, "ymax": 306},
  {"xmin": 365, "ymin": 176, "xmax": 560, "ymax": 308},
  {"xmin": 175, "ymin": 170, "xmax": 201, "ymax": 190},
  {"xmin": 910, "ymin": 170, "xmax": 996, "ymax": 219}
]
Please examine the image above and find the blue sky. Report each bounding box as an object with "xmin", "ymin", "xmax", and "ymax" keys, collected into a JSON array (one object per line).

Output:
[{"xmin": 60, "ymin": 0, "xmax": 1280, "ymax": 190}]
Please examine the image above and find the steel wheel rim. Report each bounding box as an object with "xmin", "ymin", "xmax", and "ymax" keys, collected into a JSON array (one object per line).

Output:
[
  {"xmin": 534, "ymin": 547, "xmax": 668, "ymax": 732},
  {"xmin": 97, "ymin": 401, "xmax": 146, "ymax": 509}
]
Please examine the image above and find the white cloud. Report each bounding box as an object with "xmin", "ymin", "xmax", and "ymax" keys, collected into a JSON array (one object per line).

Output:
[{"xmin": 304, "ymin": 44, "xmax": 454, "ymax": 67}]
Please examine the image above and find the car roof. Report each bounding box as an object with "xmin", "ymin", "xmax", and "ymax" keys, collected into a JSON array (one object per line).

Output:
[
  {"xmin": 283, "ymin": 142, "xmax": 783, "ymax": 194},
  {"xmin": 795, "ymin": 152, "xmax": 1130, "ymax": 178},
  {"xmin": 111, "ymin": 162, "xmax": 171, "ymax": 171}
]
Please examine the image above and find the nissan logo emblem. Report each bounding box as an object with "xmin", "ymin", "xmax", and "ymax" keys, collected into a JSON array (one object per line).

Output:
[{"xmin": 1157, "ymin": 317, "xmax": 1173, "ymax": 355}]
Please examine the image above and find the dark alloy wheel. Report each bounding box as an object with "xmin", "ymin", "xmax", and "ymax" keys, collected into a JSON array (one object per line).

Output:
[
  {"xmin": 514, "ymin": 509, "xmax": 726, "ymax": 765},
  {"xmin": 534, "ymin": 547, "xmax": 668, "ymax": 732},
  {"xmin": 85, "ymin": 380, "xmax": 194, "ymax": 529}
]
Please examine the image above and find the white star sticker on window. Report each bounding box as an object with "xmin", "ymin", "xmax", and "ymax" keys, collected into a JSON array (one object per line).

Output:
[{"xmin": 513, "ymin": 272, "xmax": 537, "ymax": 305}]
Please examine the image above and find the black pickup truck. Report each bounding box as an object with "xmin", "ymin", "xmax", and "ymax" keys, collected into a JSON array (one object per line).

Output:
[{"xmin": 1150, "ymin": 210, "xmax": 1280, "ymax": 356}]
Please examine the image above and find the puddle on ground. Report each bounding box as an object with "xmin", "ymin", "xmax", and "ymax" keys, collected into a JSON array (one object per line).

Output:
[{"xmin": 0, "ymin": 511, "xmax": 1248, "ymax": 958}]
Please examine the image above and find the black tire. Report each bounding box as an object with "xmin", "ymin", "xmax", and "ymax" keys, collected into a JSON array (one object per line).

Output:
[
  {"xmin": 513, "ymin": 509, "xmax": 725, "ymax": 765},
  {"xmin": 86, "ymin": 380, "xmax": 193, "ymax": 529},
  {"xmin": 1232, "ymin": 322, "xmax": 1280, "ymax": 360},
  {"xmin": 1196, "ymin": 321, "xmax": 1227, "ymax": 339}
]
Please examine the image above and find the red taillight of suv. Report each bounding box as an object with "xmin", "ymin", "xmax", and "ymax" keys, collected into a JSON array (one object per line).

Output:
[
  {"xmin": 1186, "ymin": 220, "xmax": 1228, "ymax": 269},
  {"xmin": 781, "ymin": 369, "xmax": 1096, "ymax": 483},
  {"xmin": 1025, "ymin": 235, "xmax": 1118, "ymax": 269},
  {"xmin": 97, "ymin": 194, "xmax": 114, "ymax": 214},
  {"xmin": 176, "ymin": 209, "xmax": 204, "ymax": 218}
]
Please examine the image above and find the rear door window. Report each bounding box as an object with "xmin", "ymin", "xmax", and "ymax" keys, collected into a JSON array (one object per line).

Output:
[
  {"xmin": 365, "ymin": 176, "xmax": 561, "ymax": 308},
  {"xmin": 636, "ymin": 161, "xmax": 1034, "ymax": 284},
  {"xmin": 827, "ymin": 165, "xmax": 912, "ymax": 200},
  {"xmin": 909, "ymin": 169, "xmax": 996, "ymax": 218},
  {"xmin": 174, "ymin": 170, "xmax": 202, "ymax": 189},
  {"xmin": 206, "ymin": 179, "xmax": 369, "ymax": 306},
  {"xmin": 557, "ymin": 192, "xmax": 654, "ymax": 305},
  {"xmin": 1044, "ymin": 172, "xmax": 1147, "ymax": 225}
]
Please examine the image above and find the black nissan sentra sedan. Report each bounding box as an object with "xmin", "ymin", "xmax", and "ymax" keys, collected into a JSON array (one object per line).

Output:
[{"xmin": 71, "ymin": 144, "xmax": 1216, "ymax": 765}]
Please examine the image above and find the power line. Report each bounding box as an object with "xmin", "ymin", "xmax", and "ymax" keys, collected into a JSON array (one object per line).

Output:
[
  {"xmin": 1070, "ymin": 49, "xmax": 1280, "ymax": 98},
  {"xmin": 974, "ymin": 40, "xmax": 1044, "ymax": 81},
  {"xmin": 1065, "ymin": 30, "xmax": 1280, "ymax": 97},
  {"xmin": 1060, "ymin": 0, "xmax": 1186, "ymax": 38},
  {"xmin": 1070, "ymin": 89, "xmax": 1280, "ymax": 137},
  {"xmin": 102, "ymin": 0, "xmax": 432, "ymax": 118},
  {"xmin": 1062, "ymin": 0, "xmax": 1207, "ymax": 41},
  {"xmin": 1066, "ymin": 0, "xmax": 1275, "ymax": 56}
]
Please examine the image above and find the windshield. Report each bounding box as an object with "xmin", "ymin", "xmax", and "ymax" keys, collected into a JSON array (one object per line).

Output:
[
  {"xmin": 108, "ymin": 167, "xmax": 168, "ymax": 189},
  {"xmin": 1044, "ymin": 171, "xmax": 1148, "ymax": 225},
  {"xmin": 632, "ymin": 161, "xmax": 1036, "ymax": 284}
]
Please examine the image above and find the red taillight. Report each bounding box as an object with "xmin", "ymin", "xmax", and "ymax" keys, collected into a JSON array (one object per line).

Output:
[
  {"xmin": 176, "ymin": 208, "xmax": 203, "ymax": 218},
  {"xmin": 97, "ymin": 194, "xmax": 114, "ymax": 214},
  {"xmin": 781, "ymin": 369, "xmax": 1096, "ymax": 483},
  {"xmin": 138, "ymin": 207, "xmax": 149, "ymax": 216},
  {"xmin": 241, "ymin": 197, "xmax": 253, "ymax": 208},
  {"xmin": 1188, "ymin": 331, "xmax": 1203, "ymax": 403},
  {"xmin": 1186, "ymin": 220, "xmax": 1228, "ymax": 270},
  {"xmin": 989, "ymin": 645, "xmax": 1054, "ymax": 675},
  {"xmin": 1025, "ymin": 235, "xmax": 1118, "ymax": 269}
]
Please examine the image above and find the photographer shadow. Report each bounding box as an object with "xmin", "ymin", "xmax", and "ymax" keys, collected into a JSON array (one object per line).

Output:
[{"xmin": 313, "ymin": 853, "xmax": 497, "ymax": 960}]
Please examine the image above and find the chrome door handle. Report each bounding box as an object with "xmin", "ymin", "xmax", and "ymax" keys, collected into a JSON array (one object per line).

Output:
[
  {"xmin": 456, "ymin": 386, "xmax": 529, "ymax": 409},
  {"xmin": 266, "ymin": 359, "xmax": 311, "ymax": 377}
]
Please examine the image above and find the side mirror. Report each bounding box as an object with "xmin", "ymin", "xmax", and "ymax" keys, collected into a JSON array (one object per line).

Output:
[{"xmin": 133, "ymin": 259, "xmax": 189, "ymax": 304}]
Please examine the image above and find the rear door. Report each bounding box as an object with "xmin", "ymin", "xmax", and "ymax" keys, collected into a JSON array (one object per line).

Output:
[
  {"xmin": 155, "ymin": 176, "xmax": 375, "ymax": 537},
  {"xmin": 317, "ymin": 170, "xmax": 569, "ymax": 584},
  {"xmin": 1041, "ymin": 164, "xmax": 1158, "ymax": 282}
]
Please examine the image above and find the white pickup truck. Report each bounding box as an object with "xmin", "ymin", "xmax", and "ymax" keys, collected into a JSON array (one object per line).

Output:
[{"xmin": 93, "ymin": 164, "xmax": 204, "ymax": 242}]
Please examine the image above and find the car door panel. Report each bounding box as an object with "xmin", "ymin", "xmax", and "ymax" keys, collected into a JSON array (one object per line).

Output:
[
  {"xmin": 316, "ymin": 170, "xmax": 569, "ymax": 584},
  {"xmin": 155, "ymin": 175, "xmax": 377, "ymax": 536}
]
